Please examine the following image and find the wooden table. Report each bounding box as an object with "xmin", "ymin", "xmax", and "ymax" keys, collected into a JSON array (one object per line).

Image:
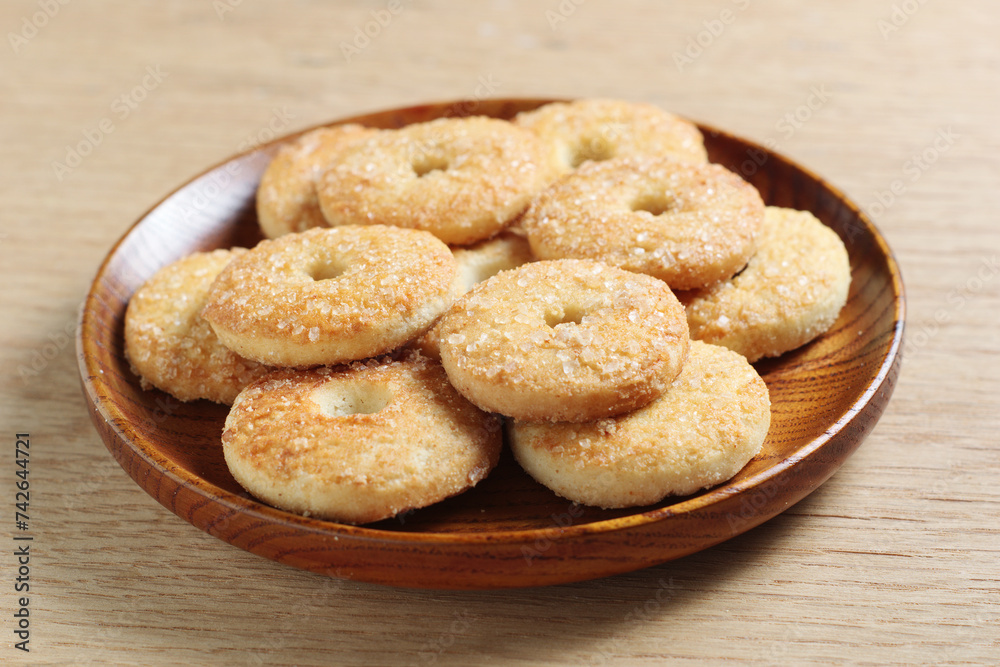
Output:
[{"xmin": 3, "ymin": 1, "xmax": 997, "ymax": 664}]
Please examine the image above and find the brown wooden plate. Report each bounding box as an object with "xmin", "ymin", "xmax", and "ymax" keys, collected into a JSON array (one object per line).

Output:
[{"xmin": 77, "ymin": 99, "xmax": 905, "ymax": 589}]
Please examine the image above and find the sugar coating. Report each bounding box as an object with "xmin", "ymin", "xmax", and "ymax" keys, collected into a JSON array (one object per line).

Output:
[
  {"xmin": 521, "ymin": 156, "xmax": 765, "ymax": 290},
  {"xmin": 678, "ymin": 207, "xmax": 851, "ymax": 362},
  {"xmin": 200, "ymin": 225, "xmax": 461, "ymax": 367},
  {"xmin": 436, "ymin": 259, "xmax": 690, "ymax": 423},
  {"xmin": 409, "ymin": 231, "xmax": 537, "ymax": 361},
  {"xmin": 257, "ymin": 124, "xmax": 377, "ymax": 239},
  {"xmin": 316, "ymin": 116, "xmax": 560, "ymax": 245},
  {"xmin": 124, "ymin": 249, "xmax": 269, "ymax": 404},
  {"xmin": 223, "ymin": 352, "xmax": 502, "ymax": 524},
  {"xmin": 510, "ymin": 340, "xmax": 771, "ymax": 508},
  {"xmin": 514, "ymin": 98, "xmax": 708, "ymax": 173}
]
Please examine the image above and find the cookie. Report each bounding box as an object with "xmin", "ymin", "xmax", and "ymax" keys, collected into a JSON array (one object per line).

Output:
[
  {"xmin": 679, "ymin": 206, "xmax": 851, "ymax": 362},
  {"xmin": 222, "ymin": 353, "xmax": 502, "ymax": 523},
  {"xmin": 510, "ymin": 341, "xmax": 771, "ymax": 508},
  {"xmin": 124, "ymin": 249, "xmax": 269, "ymax": 404}
]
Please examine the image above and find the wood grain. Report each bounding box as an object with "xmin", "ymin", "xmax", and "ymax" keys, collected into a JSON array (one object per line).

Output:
[{"xmin": 4, "ymin": 0, "xmax": 998, "ymax": 663}]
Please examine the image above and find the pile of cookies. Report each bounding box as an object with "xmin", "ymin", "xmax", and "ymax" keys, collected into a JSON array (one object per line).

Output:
[{"xmin": 124, "ymin": 99, "xmax": 850, "ymax": 523}]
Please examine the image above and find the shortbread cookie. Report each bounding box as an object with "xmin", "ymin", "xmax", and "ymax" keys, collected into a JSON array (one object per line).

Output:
[
  {"xmin": 124, "ymin": 249, "xmax": 269, "ymax": 404},
  {"xmin": 436, "ymin": 259, "xmax": 690, "ymax": 422},
  {"xmin": 679, "ymin": 207, "xmax": 851, "ymax": 362},
  {"xmin": 510, "ymin": 340, "xmax": 771, "ymax": 508},
  {"xmin": 257, "ymin": 124, "xmax": 376, "ymax": 239},
  {"xmin": 223, "ymin": 353, "xmax": 502, "ymax": 524},
  {"xmin": 514, "ymin": 98, "xmax": 708, "ymax": 172},
  {"xmin": 316, "ymin": 116, "xmax": 557, "ymax": 245},
  {"xmin": 521, "ymin": 156, "xmax": 765, "ymax": 290},
  {"xmin": 201, "ymin": 225, "xmax": 460, "ymax": 367}
]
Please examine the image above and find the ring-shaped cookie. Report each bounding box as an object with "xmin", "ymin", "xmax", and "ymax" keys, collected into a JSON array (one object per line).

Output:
[
  {"xmin": 510, "ymin": 340, "xmax": 771, "ymax": 508},
  {"xmin": 124, "ymin": 249, "xmax": 269, "ymax": 404},
  {"xmin": 408, "ymin": 231, "xmax": 536, "ymax": 361},
  {"xmin": 223, "ymin": 353, "xmax": 503, "ymax": 524},
  {"xmin": 201, "ymin": 225, "xmax": 460, "ymax": 368},
  {"xmin": 256, "ymin": 124, "xmax": 377, "ymax": 239},
  {"xmin": 679, "ymin": 207, "xmax": 851, "ymax": 362},
  {"xmin": 451, "ymin": 230, "xmax": 535, "ymax": 295},
  {"xmin": 316, "ymin": 116, "xmax": 557, "ymax": 245},
  {"xmin": 435, "ymin": 259, "xmax": 690, "ymax": 423},
  {"xmin": 522, "ymin": 156, "xmax": 765, "ymax": 290},
  {"xmin": 514, "ymin": 98, "xmax": 708, "ymax": 172}
]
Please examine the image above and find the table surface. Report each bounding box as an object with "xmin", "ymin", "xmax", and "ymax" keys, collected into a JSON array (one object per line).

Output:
[{"xmin": 3, "ymin": 1, "xmax": 998, "ymax": 664}]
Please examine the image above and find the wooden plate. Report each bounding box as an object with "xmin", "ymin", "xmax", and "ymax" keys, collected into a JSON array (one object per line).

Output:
[{"xmin": 77, "ymin": 99, "xmax": 905, "ymax": 589}]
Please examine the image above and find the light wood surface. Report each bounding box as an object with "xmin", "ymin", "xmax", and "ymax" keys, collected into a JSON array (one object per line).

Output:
[{"xmin": 3, "ymin": 0, "xmax": 997, "ymax": 664}]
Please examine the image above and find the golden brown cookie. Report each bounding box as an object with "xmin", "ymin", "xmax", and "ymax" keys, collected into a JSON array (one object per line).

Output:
[
  {"xmin": 510, "ymin": 341, "xmax": 771, "ymax": 508},
  {"xmin": 124, "ymin": 249, "xmax": 269, "ymax": 404},
  {"xmin": 521, "ymin": 156, "xmax": 765, "ymax": 290},
  {"xmin": 223, "ymin": 353, "xmax": 503, "ymax": 524},
  {"xmin": 679, "ymin": 207, "xmax": 851, "ymax": 362},
  {"xmin": 514, "ymin": 98, "xmax": 708, "ymax": 172},
  {"xmin": 435, "ymin": 259, "xmax": 690, "ymax": 423},
  {"xmin": 316, "ymin": 116, "xmax": 557, "ymax": 245},
  {"xmin": 256, "ymin": 124, "xmax": 376, "ymax": 239},
  {"xmin": 201, "ymin": 225, "xmax": 461, "ymax": 368}
]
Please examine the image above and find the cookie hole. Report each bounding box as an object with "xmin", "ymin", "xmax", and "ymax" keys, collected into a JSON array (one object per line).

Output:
[
  {"xmin": 630, "ymin": 193, "xmax": 674, "ymax": 217},
  {"xmin": 412, "ymin": 154, "xmax": 449, "ymax": 177},
  {"xmin": 308, "ymin": 261, "xmax": 347, "ymax": 281},
  {"xmin": 568, "ymin": 135, "xmax": 616, "ymax": 168},
  {"xmin": 312, "ymin": 381, "xmax": 392, "ymax": 418},
  {"xmin": 545, "ymin": 304, "xmax": 588, "ymax": 328}
]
